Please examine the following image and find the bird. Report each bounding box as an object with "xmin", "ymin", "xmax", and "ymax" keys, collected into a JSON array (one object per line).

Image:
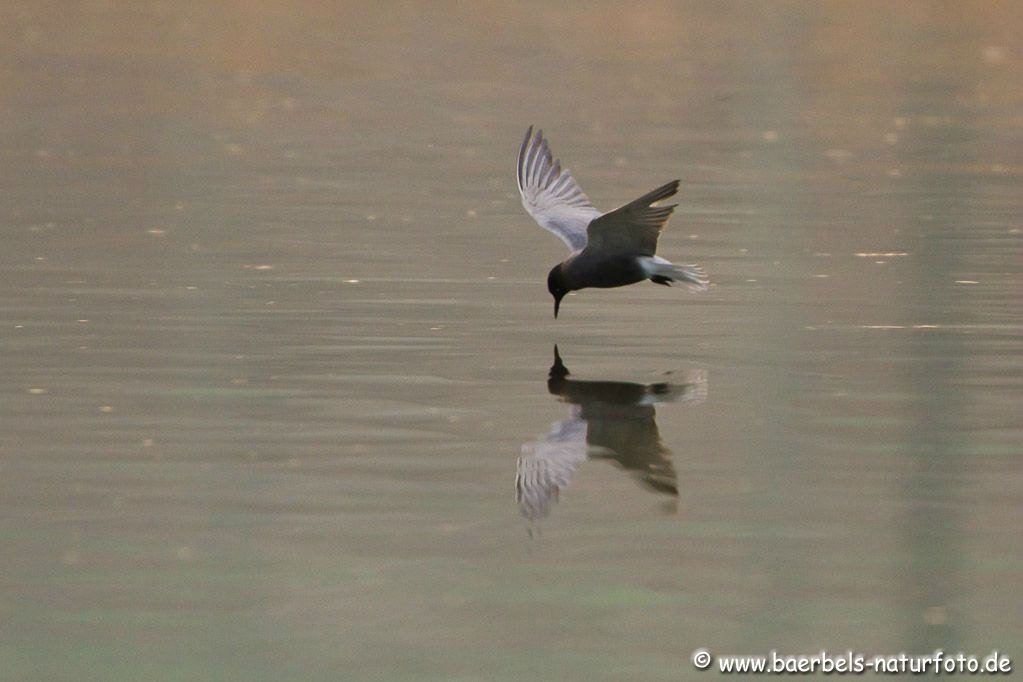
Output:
[{"xmin": 517, "ymin": 126, "xmax": 708, "ymax": 317}]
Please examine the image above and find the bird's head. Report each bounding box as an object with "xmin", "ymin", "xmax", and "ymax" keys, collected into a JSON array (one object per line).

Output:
[{"xmin": 547, "ymin": 265, "xmax": 569, "ymax": 318}]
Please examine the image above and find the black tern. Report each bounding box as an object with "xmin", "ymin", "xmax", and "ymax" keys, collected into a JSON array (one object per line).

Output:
[{"xmin": 517, "ymin": 126, "xmax": 708, "ymax": 317}]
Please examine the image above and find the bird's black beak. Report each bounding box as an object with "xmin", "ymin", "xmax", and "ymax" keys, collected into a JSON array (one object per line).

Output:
[{"xmin": 553, "ymin": 293, "xmax": 564, "ymax": 319}]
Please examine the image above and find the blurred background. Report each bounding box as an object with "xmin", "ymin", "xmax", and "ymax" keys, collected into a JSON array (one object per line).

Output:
[{"xmin": 1, "ymin": 1, "xmax": 1021, "ymax": 680}]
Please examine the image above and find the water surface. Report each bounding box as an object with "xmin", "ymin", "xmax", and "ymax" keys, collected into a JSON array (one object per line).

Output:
[{"xmin": 2, "ymin": 2, "xmax": 1021, "ymax": 680}]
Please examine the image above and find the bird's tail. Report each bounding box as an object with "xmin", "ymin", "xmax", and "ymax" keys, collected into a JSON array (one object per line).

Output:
[{"xmin": 651, "ymin": 261, "xmax": 709, "ymax": 292}]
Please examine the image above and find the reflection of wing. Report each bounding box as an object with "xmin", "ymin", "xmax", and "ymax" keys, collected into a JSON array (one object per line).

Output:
[
  {"xmin": 582, "ymin": 371, "xmax": 704, "ymax": 496},
  {"xmin": 584, "ymin": 407, "xmax": 677, "ymax": 496},
  {"xmin": 516, "ymin": 417, "xmax": 587, "ymax": 521}
]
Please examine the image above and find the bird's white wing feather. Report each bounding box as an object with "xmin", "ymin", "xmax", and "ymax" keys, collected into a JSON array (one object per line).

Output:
[{"xmin": 517, "ymin": 126, "xmax": 601, "ymax": 253}]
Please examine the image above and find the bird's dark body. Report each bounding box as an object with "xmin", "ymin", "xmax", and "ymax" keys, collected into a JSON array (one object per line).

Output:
[{"xmin": 562, "ymin": 253, "xmax": 648, "ymax": 290}]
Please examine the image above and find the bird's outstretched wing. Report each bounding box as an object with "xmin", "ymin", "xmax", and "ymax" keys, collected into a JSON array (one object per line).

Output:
[
  {"xmin": 584, "ymin": 180, "xmax": 680, "ymax": 257},
  {"xmin": 517, "ymin": 126, "xmax": 601, "ymax": 252}
]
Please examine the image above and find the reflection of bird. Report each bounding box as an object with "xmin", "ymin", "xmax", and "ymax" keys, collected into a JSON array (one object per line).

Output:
[
  {"xmin": 516, "ymin": 346, "xmax": 707, "ymax": 522},
  {"xmin": 517, "ymin": 126, "xmax": 708, "ymax": 318}
]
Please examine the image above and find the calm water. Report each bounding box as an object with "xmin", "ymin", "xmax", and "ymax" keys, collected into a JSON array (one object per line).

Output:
[{"xmin": 2, "ymin": 2, "xmax": 1021, "ymax": 680}]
